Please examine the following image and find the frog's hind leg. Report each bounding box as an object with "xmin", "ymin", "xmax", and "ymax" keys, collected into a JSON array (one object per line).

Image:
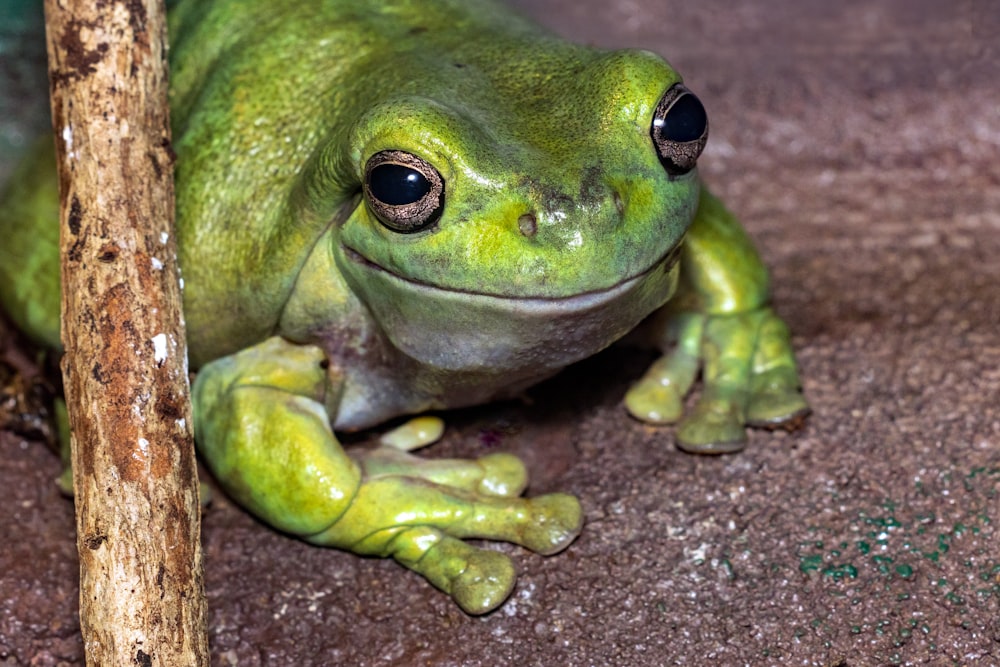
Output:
[{"xmin": 193, "ymin": 337, "xmax": 582, "ymax": 615}]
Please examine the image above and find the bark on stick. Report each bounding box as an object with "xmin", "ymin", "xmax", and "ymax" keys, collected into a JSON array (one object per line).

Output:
[{"xmin": 43, "ymin": 0, "xmax": 209, "ymax": 663}]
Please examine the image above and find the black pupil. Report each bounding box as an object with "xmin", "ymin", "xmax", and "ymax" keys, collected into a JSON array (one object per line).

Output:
[
  {"xmin": 369, "ymin": 164, "xmax": 431, "ymax": 206},
  {"xmin": 659, "ymin": 93, "xmax": 707, "ymax": 143}
]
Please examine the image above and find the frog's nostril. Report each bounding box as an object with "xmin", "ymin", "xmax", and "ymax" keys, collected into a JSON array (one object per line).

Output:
[{"xmin": 518, "ymin": 213, "xmax": 538, "ymax": 237}]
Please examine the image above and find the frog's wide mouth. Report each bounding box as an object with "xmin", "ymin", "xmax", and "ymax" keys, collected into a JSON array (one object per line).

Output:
[{"xmin": 340, "ymin": 242, "xmax": 682, "ymax": 309}]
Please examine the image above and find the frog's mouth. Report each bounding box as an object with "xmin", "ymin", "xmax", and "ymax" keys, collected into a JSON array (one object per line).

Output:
[
  {"xmin": 337, "ymin": 241, "xmax": 682, "ymax": 372},
  {"xmin": 340, "ymin": 242, "xmax": 682, "ymax": 308}
]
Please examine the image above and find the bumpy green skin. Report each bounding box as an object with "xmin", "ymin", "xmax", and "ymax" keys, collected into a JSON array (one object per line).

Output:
[{"xmin": 0, "ymin": 0, "xmax": 808, "ymax": 613}]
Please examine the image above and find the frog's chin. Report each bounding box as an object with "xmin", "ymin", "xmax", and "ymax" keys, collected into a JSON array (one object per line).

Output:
[{"xmin": 338, "ymin": 243, "xmax": 681, "ymax": 374}]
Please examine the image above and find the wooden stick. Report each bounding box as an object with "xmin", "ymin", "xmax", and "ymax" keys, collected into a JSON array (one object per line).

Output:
[{"xmin": 43, "ymin": 0, "xmax": 209, "ymax": 663}]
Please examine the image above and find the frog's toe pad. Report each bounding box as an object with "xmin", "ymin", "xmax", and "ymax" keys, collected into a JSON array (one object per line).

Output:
[
  {"xmin": 747, "ymin": 389, "xmax": 811, "ymax": 429},
  {"xmin": 624, "ymin": 380, "xmax": 683, "ymax": 424},
  {"xmin": 57, "ymin": 465, "xmax": 74, "ymax": 497},
  {"xmin": 519, "ymin": 493, "xmax": 583, "ymax": 555},
  {"xmin": 676, "ymin": 409, "xmax": 747, "ymax": 455},
  {"xmin": 450, "ymin": 547, "xmax": 518, "ymax": 615},
  {"xmin": 380, "ymin": 416, "xmax": 446, "ymax": 451},
  {"xmin": 745, "ymin": 365, "xmax": 809, "ymax": 427},
  {"xmin": 476, "ymin": 452, "xmax": 528, "ymax": 497},
  {"xmin": 391, "ymin": 528, "xmax": 516, "ymax": 614}
]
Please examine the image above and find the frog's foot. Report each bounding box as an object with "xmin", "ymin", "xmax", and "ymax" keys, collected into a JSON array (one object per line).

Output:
[
  {"xmin": 309, "ymin": 474, "xmax": 582, "ymax": 614},
  {"xmin": 625, "ymin": 308, "xmax": 808, "ymax": 454}
]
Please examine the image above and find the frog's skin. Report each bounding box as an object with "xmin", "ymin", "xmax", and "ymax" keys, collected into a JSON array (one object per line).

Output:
[{"xmin": 0, "ymin": 0, "xmax": 808, "ymax": 613}]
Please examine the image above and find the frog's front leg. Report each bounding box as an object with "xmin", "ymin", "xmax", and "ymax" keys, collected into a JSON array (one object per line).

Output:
[
  {"xmin": 192, "ymin": 337, "xmax": 582, "ymax": 614},
  {"xmin": 625, "ymin": 188, "xmax": 809, "ymax": 453}
]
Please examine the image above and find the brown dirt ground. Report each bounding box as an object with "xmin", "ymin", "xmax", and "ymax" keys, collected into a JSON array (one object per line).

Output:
[{"xmin": 2, "ymin": 1, "xmax": 999, "ymax": 665}]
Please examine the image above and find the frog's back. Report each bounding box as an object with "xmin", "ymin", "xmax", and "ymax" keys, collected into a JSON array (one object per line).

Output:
[
  {"xmin": 0, "ymin": 0, "xmax": 555, "ymax": 361},
  {"xmin": 6, "ymin": 0, "xmax": 648, "ymax": 368}
]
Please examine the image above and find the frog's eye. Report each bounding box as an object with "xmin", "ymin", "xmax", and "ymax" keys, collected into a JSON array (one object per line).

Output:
[
  {"xmin": 363, "ymin": 150, "xmax": 444, "ymax": 233},
  {"xmin": 650, "ymin": 84, "xmax": 709, "ymax": 176}
]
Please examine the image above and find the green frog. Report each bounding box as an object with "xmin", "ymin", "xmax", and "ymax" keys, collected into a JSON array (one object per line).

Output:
[{"xmin": 0, "ymin": 0, "xmax": 808, "ymax": 614}]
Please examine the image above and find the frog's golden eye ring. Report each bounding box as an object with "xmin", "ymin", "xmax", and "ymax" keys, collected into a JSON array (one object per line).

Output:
[
  {"xmin": 363, "ymin": 150, "xmax": 445, "ymax": 233},
  {"xmin": 650, "ymin": 84, "xmax": 709, "ymax": 176}
]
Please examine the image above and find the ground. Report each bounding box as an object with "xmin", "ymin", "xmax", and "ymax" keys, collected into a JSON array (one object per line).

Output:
[{"xmin": 1, "ymin": 0, "xmax": 999, "ymax": 665}]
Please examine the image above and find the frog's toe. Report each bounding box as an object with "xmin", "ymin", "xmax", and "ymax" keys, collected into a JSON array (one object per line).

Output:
[
  {"xmin": 624, "ymin": 378, "xmax": 684, "ymax": 424},
  {"xmin": 391, "ymin": 527, "xmax": 516, "ymax": 615},
  {"xmin": 476, "ymin": 452, "xmax": 528, "ymax": 497},
  {"xmin": 517, "ymin": 492, "xmax": 583, "ymax": 555},
  {"xmin": 56, "ymin": 465, "xmax": 74, "ymax": 496},
  {"xmin": 675, "ymin": 399, "xmax": 747, "ymax": 454},
  {"xmin": 448, "ymin": 545, "xmax": 517, "ymax": 615},
  {"xmin": 747, "ymin": 388, "xmax": 810, "ymax": 428},
  {"xmin": 625, "ymin": 344, "xmax": 700, "ymax": 424},
  {"xmin": 380, "ymin": 416, "xmax": 445, "ymax": 451},
  {"xmin": 746, "ymin": 367, "xmax": 810, "ymax": 428},
  {"xmin": 356, "ymin": 447, "xmax": 526, "ymax": 496}
]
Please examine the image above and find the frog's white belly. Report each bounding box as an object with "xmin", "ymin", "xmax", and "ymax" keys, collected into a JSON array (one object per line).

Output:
[{"xmin": 333, "ymin": 347, "xmax": 563, "ymax": 431}]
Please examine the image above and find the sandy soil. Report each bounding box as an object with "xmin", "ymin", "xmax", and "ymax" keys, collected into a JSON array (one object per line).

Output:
[{"xmin": 2, "ymin": 0, "xmax": 998, "ymax": 665}]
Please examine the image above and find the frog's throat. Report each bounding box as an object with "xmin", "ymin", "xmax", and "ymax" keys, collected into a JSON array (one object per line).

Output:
[
  {"xmin": 340, "ymin": 242, "xmax": 682, "ymax": 309},
  {"xmin": 337, "ymin": 240, "xmax": 682, "ymax": 374}
]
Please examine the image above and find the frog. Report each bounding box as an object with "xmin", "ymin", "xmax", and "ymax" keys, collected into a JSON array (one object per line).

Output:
[{"xmin": 0, "ymin": 0, "xmax": 808, "ymax": 614}]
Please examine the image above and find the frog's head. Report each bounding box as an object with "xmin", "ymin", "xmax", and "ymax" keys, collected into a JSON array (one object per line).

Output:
[{"xmin": 332, "ymin": 48, "xmax": 708, "ymax": 372}]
